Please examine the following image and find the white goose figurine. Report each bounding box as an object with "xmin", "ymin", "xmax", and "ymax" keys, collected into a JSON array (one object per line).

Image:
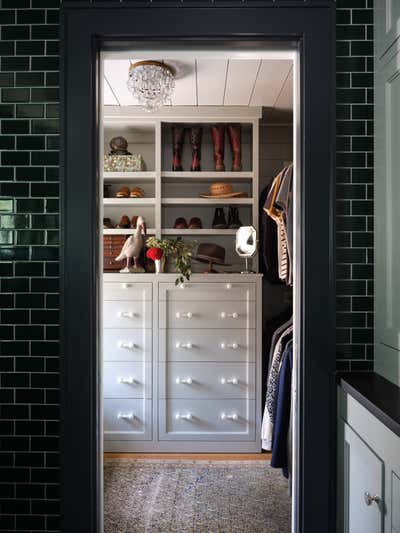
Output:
[{"xmin": 115, "ymin": 216, "xmax": 147, "ymax": 272}]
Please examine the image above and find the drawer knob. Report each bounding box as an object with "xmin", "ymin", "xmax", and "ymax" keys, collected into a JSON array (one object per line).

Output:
[
  {"xmin": 220, "ymin": 377, "xmax": 238, "ymax": 385},
  {"xmin": 118, "ymin": 341, "xmax": 135, "ymax": 350},
  {"xmin": 226, "ymin": 283, "xmax": 232, "ymax": 290},
  {"xmin": 117, "ymin": 376, "xmax": 135, "ymax": 384},
  {"xmin": 117, "ymin": 412, "xmax": 134, "ymax": 420},
  {"xmin": 175, "ymin": 412, "xmax": 192, "ymax": 420},
  {"xmin": 220, "ymin": 342, "xmax": 238, "ymax": 350},
  {"xmin": 176, "ymin": 311, "xmax": 192, "ymax": 319},
  {"xmin": 118, "ymin": 311, "xmax": 135, "ymax": 319},
  {"xmin": 364, "ymin": 492, "xmax": 380, "ymax": 506},
  {"xmin": 121, "ymin": 283, "xmax": 132, "ymax": 289},
  {"xmin": 221, "ymin": 412, "xmax": 238, "ymax": 421},
  {"xmin": 179, "ymin": 283, "xmax": 186, "ymax": 289},
  {"xmin": 220, "ymin": 311, "xmax": 238, "ymax": 319},
  {"xmin": 176, "ymin": 377, "xmax": 193, "ymax": 385},
  {"xmin": 176, "ymin": 341, "xmax": 192, "ymax": 349}
]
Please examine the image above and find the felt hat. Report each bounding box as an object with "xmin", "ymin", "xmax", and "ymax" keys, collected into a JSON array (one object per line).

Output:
[{"xmin": 194, "ymin": 242, "xmax": 231, "ymax": 266}]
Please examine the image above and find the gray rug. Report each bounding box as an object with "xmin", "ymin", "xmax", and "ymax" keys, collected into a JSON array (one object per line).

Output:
[{"xmin": 104, "ymin": 459, "xmax": 291, "ymax": 533}]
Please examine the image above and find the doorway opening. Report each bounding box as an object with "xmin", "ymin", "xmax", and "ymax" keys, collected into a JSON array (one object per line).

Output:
[{"xmin": 99, "ymin": 44, "xmax": 299, "ymax": 532}]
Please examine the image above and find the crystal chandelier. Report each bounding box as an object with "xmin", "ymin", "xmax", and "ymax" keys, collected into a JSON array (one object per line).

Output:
[{"xmin": 127, "ymin": 60, "xmax": 175, "ymax": 112}]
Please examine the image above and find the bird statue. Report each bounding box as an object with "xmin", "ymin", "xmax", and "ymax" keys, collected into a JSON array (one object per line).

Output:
[{"xmin": 115, "ymin": 216, "xmax": 147, "ymax": 273}]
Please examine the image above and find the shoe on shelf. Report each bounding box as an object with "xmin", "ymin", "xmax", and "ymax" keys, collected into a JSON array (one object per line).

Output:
[
  {"xmin": 227, "ymin": 124, "xmax": 242, "ymax": 171},
  {"xmin": 172, "ymin": 125, "xmax": 185, "ymax": 171},
  {"xmin": 210, "ymin": 124, "xmax": 225, "ymax": 171},
  {"xmin": 131, "ymin": 215, "xmax": 138, "ymax": 228},
  {"xmin": 130, "ymin": 187, "xmax": 145, "ymax": 198},
  {"xmin": 116, "ymin": 186, "xmax": 130, "ymax": 198},
  {"xmin": 103, "ymin": 218, "xmax": 114, "ymax": 229},
  {"xmin": 228, "ymin": 206, "xmax": 243, "ymax": 229},
  {"xmin": 212, "ymin": 208, "xmax": 227, "ymax": 229},
  {"xmin": 188, "ymin": 217, "xmax": 202, "ymax": 229},
  {"xmin": 173, "ymin": 217, "xmax": 188, "ymax": 229},
  {"xmin": 117, "ymin": 215, "xmax": 131, "ymax": 228},
  {"xmin": 190, "ymin": 126, "xmax": 202, "ymax": 171}
]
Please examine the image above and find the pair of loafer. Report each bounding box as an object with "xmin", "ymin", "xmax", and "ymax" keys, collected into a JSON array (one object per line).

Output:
[
  {"xmin": 116, "ymin": 215, "xmax": 138, "ymax": 229},
  {"xmin": 173, "ymin": 217, "xmax": 202, "ymax": 229},
  {"xmin": 116, "ymin": 187, "xmax": 145, "ymax": 198}
]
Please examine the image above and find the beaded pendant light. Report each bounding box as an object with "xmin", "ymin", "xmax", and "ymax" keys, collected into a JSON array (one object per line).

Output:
[{"xmin": 127, "ymin": 60, "xmax": 175, "ymax": 112}]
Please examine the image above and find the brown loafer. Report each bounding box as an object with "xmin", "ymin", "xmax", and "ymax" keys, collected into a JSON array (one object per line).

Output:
[
  {"xmin": 116, "ymin": 186, "xmax": 130, "ymax": 198},
  {"xmin": 173, "ymin": 217, "xmax": 188, "ymax": 229},
  {"xmin": 188, "ymin": 217, "xmax": 202, "ymax": 229},
  {"xmin": 130, "ymin": 187, "xmax": 145, "ymax": 198},
  {"xmin": 117, "ymin": 214, "xmax": 131, "ymax": 228}
]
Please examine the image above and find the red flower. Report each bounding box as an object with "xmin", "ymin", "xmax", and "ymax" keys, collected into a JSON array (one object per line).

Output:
[{"xmin": 146, "ymin": 247, "xmax": 163, "ymax": 261}]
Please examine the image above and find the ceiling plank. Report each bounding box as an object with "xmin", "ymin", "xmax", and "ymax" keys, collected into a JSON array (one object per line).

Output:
[
  {"xmin": 196, "ymin": 59, "xmax": 227, "ymax": 106},
  {"xmin": 170, "ymin": 59, "xmax": 196, "ymax": 106},
  {"xmin": 270, "ymin": 66, "xmax": 293, "ymax": 122},
  {"xmin": 224, "ymin": 59, "xmax": 261, "ymax": 106},
  {"xmin": 104, "ymin": 59, "xmax": 140, "ymax": 106},
  {"xmin": 250, "ymin": 59, "xmax": 292, "ymax": 111},
  {"xmin": 103, "ymin": 77, "xmax": 120, "ymax": 106}
]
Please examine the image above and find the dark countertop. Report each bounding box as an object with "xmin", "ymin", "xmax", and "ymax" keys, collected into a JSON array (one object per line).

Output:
[{"xmin": 339, "ymin": 372, "xmax": 400, "ymax": 439}]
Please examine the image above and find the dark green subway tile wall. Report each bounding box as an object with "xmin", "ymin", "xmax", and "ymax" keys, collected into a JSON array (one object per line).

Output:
[{"xmin": 0, "ymin": 0, "xmax": 373, "ymax": 531}]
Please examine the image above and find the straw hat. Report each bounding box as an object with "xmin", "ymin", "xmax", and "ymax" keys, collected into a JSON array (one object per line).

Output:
[{"xmin": 200, "ymin": 182, "xmax": 247, "ymax": 199}]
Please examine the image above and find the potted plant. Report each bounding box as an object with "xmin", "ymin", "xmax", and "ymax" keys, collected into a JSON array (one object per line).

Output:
[{"xmin": 146, "ymin": 236, "xmax": 196, "ymax": 285}]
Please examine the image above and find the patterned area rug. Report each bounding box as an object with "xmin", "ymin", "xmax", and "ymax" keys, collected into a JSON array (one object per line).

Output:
[{"xmin": 104, "ymin": 459, "xmax": 291, "ymax": 533}]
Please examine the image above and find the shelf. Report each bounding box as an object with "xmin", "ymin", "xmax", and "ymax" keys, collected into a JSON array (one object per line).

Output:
[
  {"xmin": 103, "ymin": 228, "xmax": 156, "ymax": 235},
  {"xmin": 103, "ymin": 172, "xmax": 156, "ymax": 180},
  {"xmin": 161, "ymin": 171, "xmax": 253, "ymax": 180},
  {"xmin": 162, "ymin": 198, "xmax": 253, "ymax": 206},
  {"xmin": 103, "ymin": 198, "xmax": 156, "ymax": 207},
  {"xmin": 162, "ymin": 228, "xmax": 237, "ymax": 235}
]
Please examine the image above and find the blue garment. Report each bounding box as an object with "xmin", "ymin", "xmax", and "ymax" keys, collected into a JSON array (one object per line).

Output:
[{"xmin": 271, "ymin": 340, "xmax": 293, "ymax": 478}]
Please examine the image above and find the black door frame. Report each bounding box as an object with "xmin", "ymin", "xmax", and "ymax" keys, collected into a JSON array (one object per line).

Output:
[{"xmin": 60, "ymin": 3, "xmax": 336, "ymax": 532}]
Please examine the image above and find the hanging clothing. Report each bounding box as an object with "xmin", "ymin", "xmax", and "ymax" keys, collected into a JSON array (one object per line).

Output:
[
  {"xmin": 261, "ymin": 324, "xmax": 293, "ymax": 450},
  {"xmin": 271, "ymin": 340, "xmax": 293, "ymax": 478},
  {"xmin": 259, "ymin": 182, "xmax": 281, "ymax": 284}
]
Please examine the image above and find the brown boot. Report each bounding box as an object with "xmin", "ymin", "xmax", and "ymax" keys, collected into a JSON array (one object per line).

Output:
[
  {"xmin": 172, "ymin": 125, "xmax": 185, "ymax": 171},
  {"xmin": 210, "ymin": 124, "xmax": 225, "ymax": 171},
  {"xmin": 190, "ymin": 126, "xmax": 202, "ymax": 171},
  {"xmin": 227, "ymin": 124, "xmax": 242, "ymax": 171}
]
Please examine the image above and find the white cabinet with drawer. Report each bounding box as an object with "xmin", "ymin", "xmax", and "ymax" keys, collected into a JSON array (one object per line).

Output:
[{"xmin": 103, "ymin": 274, "xmax": 262, "ymax": 452}]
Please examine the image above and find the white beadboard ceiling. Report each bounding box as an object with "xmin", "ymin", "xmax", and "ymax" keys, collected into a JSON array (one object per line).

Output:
[{"xmin": 104, "ymin": 58, "xmax": 293, "ymax": 122}]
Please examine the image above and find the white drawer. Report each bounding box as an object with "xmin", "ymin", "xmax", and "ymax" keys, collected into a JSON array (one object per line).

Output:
[
  {"xmin": 159, "ymin": 362, "xmax": 255, "ymax": 400},
  {"xmin": 103, "ymin": 301, "xmax": 152, "ymax": 329},
  {"xmin": 159, "ymin": 282, "xmax": 255, "ymax": 301},
  {"xmin": 159, "ymin": 329, "xmax": 255, "ymax": 362},
  {"xmin": 103, "ymin": 282, "xmax": 152, "ymax": 301},
  {"xmin": 159, "ymin": 399, "xmax": 256, "ymax": 441},
  {"xmin": 103, "ymin": 398, "xmax": 152, "ymax": 441},
  {"xmin": 160, "ymin": 300, "xmax": 255, "ymax": 329},
  {"xmin": 103, "ymin": 362, "xmax": 152, "ymax": 398},
  {"xmin": 103, "ymin": 329, "xmax": 152, "ymax": 362}
]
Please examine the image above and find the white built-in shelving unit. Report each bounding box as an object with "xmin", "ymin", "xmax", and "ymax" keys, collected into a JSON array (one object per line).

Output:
[{"xmin": 102, "ymin": 106, "xmax": 261, "ymax": 269}]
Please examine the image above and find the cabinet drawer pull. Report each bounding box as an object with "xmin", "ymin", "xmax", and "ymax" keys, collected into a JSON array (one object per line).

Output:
[
  {"xmin": 117, "ymin": 412, "xmax": 134, "ymax": 420},
  {"xmin": 117, "ymin": 376, "xmax": 135, "ymax": 384},
  {"xmin": 176, "ymin": 377, "xmax": 193, "ymax": 385},
  {"xmin": 179, "ymin": 283, "xmax": 186, "ymax": 289},
  {"xmin": 221, "ymin": 412, "xmax": 238, "ymax": 421},
  {"xmin": 225, "ymin": 283, "xmax": 232, "ymax": 290},
  {"xmin": 118, "ymin": 311, "xmax": 135, "ymax": 319},
  {"xmin": 220, "ymin": 377, "xmax": 238, "ymax": 385},
  {"xmin": 121, "ymin": 283, "xmax": 132, "ymax": 289},
  {"xmin": 364, "ymin": 492, "xmax": 380, "ymax": 506},
  {"xmin": 220, "ymin": 342, "xmax": 238, "ymax": 350},
  {"xmin": 175, "ymin": 412, "xmax": 192, "ymax": 420},
  {"xmin": 175, "ymin": 341, "xmax": 192, "ymax": 349},
  {"xmin": 220, "ymin": 311, "xmax": 238, "ymax": 319},
  {"xmin": 118, "ymin": 341, "xmax": 135, "ymax": 350},
  {"xmin": 175, "ymin": 311, "xmax": 192, "ymax": 319}
]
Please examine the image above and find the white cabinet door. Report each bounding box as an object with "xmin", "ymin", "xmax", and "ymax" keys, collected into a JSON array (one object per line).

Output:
[
  {"xmin": 343, "ymin": 423, "xmax": 384, "ymax": 533},
  {"xmin": 375, "ymin": 49, "xmax": 400, "ymax": 382},
  {"xmin": 375, "ymin": 0, "xmax": 400, "ymax": 60}
]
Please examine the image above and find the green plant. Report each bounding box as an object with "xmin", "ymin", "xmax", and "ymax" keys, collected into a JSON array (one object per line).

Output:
[{"xmin": 146, "ymin": 236, "xmax": 196, "ymax": 285}]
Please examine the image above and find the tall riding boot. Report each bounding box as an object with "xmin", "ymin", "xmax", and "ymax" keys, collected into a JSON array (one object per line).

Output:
[
  {"xmin": 227, "ymin": 124, "xmax": 242, "ymax": 171},
  {"xmin": 228, "ymin": 206, "xmax": 243, "ymax": 229},
  {"xmin": 210, "ymin": 124, "xmax": 225, "ymax": 171},
  {"xmin": 190, "ymin": 126, "xmax": 202, "ymax": 171},
  {"xmin": 172, "ymin": 125, "xmax": 185, "ymax": 171}
]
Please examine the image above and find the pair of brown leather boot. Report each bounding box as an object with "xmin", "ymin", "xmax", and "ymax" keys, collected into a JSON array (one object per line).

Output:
[
  {"xmin": 210, "ymin": 124, "xmax": 242, "ymax": 172},
  {"xmin": 172, "ymin": 126, "xmax": 202, "ymax": 171}
]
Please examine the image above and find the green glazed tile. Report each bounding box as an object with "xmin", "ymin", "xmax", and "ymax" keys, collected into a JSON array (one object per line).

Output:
[
  {"xmin": 0, "ymin": 230, "xmax": 13, "ymax": 244},
  {"xmin": 0, "ymin": 199, "xmax": 13, "ymax": 213},
  {"xmin": 0, "ymin": 214, "xmax": 28, "ymax": 229}
]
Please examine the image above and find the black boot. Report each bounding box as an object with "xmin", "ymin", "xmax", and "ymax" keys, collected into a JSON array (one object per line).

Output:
[
  {"xmin": 212, "ymin": 208, "xmax": 227, "ymax": 229},
  {"xmin": 228, "ymin": 206, "xmax": 242, "ymax": 229}
]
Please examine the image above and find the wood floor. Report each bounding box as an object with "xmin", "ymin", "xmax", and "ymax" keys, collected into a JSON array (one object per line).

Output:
[{"xmin": 104, "ymin": 452, "xmax": 271, "ymax": 460}]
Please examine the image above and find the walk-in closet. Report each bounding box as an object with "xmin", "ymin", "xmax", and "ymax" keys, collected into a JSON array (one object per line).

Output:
[{"xmin": 100, "ymin": 47, "xmax": 297, "ymax": 532}]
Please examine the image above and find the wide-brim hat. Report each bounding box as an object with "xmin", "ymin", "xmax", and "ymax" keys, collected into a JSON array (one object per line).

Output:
[
  {"xmin": 200, "ymin": 182, "xmax": 247, "ymax": 199},
  {"xmin": 193, "ymin": 242, "xmax": 231, "ymax": 266}
]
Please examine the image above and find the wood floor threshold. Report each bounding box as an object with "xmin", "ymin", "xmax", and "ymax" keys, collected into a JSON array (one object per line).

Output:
[{"xmin": 104, "ymin": 452, "xmax": 271, "ymax": 460}]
